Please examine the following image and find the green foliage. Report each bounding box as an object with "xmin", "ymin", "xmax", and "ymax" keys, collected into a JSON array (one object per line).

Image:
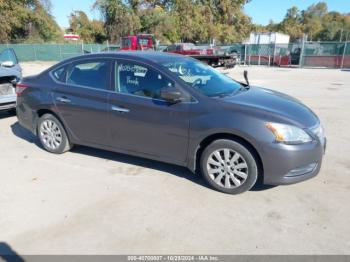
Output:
[
  {"xmin": 94, "ymin": 0, "xmax": 252, "ymax": 44},
  {"xmin": 93, "ymin": 0, "xmax": 141, "ymax": 43},
  {"xmin": 2, "ymin": 0, "xmax": 349, "ymax": 44},
  {"xmin": 257, "ymin": 2, "xmax": 350, "ymax": 42},
  {"xmin": 67, "ymin": 11, "xmax": 107, "ymax": 43},
  {"xmin": 0, "ymin": 0, "xmax": 62, "ymax": 43}
]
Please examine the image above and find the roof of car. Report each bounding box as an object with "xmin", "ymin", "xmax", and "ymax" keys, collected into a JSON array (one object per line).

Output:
[{"xmin": 69, "ymin": 51, "xmax": 187, "ymax": 64}]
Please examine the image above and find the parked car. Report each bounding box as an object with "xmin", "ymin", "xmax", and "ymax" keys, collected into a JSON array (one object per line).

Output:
[
  {"xmin": 0, "ymin": 48, "xmax": 22, "ymax": 112},
  {"xmin": 164, "ymin": 43, "xmax": 236, "ymax": 68},
  {"xmin": 16, "ymin": 52, "xmax": 326, "ymax": 194}
]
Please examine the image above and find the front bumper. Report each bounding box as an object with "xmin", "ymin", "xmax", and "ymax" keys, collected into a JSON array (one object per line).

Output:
[
  {"xmin": 0, "ymin": 102, "xmax": 16, "ymax": 111},
  {"xmin": 0, "ymin": 94, "xmax": 16, "ymax": 111},
  {"xmin": 262, "ymin": 137, "xmax": 326, "ymax": 185}
]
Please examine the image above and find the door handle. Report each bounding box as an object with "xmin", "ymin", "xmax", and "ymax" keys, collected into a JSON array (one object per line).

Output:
[
  {"xmin": 56, "ymin": 97, "xmax": 71, "ymax": 103},
  {"xmin": 111, "ymin": 105, "xmax": 130, "ymax": 113}
]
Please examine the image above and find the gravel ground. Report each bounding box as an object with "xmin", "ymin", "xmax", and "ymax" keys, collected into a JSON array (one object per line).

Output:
[{"xmin": 0, "ymin": 62, "xmax": 349, "ymax": 255}]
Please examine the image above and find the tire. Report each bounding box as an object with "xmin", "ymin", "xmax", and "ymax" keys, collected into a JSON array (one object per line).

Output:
[
  {"xmin": 200, "ymin": 139, "xmax": 258, "ymax": 194},
  {"xmin": 37, "ymin": 113, "xmax": 72, "ymax": 154}
]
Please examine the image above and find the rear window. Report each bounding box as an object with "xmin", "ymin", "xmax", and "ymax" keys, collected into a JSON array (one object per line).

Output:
[
  {"xmin": 138, "ymin": 38, "xmax": 149, "ymax": 46},
  {"xmin": 52, "ymin": 66, "xmax": 67, "ymax": 83},
  {"xmin": 122, "ymin": 38, "xmax": 131, "ymax": 48}
]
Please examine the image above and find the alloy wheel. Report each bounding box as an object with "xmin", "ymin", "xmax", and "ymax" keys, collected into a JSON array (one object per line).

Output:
[
  {"xmin": 206, "ymin": 148, "xmax": 249, "ymax": 188},
  {"xmin": 39, "ymin": 119, "xmax": 62, "ymax": 150}
]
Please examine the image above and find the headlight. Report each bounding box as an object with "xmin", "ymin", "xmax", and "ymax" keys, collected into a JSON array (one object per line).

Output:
[{"xmin": 266, "ymin": 122, "xmax": 312, "ymax": 144}]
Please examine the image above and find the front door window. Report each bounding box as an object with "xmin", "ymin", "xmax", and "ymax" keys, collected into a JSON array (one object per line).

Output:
[{"xmin": 115, "ymin": 61, "xmax": 174, "ymax": 100}]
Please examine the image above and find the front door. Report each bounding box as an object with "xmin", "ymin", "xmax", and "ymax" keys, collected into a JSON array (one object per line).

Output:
[{"xmin": 108, "ymin": 60, "xmax": 190, "ymax": 165}]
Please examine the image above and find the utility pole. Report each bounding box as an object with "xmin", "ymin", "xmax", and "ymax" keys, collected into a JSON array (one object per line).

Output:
[
  {"xmin": 341, "ymin": 32, "xmax": 349, "ymax": 69},
  {"xmin": 340, "ymin": 29, "xmax": 343, "ymax": 42},
  {"xmin": 299, "ymin": 34, "xmax": 306, "ymax": 68}
]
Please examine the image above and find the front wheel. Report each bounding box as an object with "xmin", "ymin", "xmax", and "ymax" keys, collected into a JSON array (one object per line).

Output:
[
  {"xmin": 37, "ymin": 114, "xmax": 72, "ymax": 154},
  {"xmin": 200, "ymin": 139, "xmax": 258, "ymax": 194}
]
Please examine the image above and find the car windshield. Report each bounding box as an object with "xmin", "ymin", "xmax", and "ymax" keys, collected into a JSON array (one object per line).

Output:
[
  {"xmin": 0, "ymin": 48, "xmax": 18, "ymax": 64},
  {"xmin": 161, "ymin": 58, "xmax": 241, "ymax": 97}
]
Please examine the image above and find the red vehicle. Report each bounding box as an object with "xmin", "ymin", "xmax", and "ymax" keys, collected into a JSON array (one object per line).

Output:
[
  {"xmin": 164, "ymin": 43, "xmax": 236, "ymax": 68},
  {"xmin": 120, "ymin": 35, "xmax": 236, "ymax": 68},
  {"xmin": 121, "ymin": 34, "xmax": 156, "ymax": 51},
  {"xmin": 165, "ymin": 43, "xmax": 215, "ymax": 55}
]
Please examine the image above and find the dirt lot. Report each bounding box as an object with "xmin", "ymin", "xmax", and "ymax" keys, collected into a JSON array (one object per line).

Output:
[{"xmin": 0, "ymin": 62, "xmax": 350, "ymax": 255}]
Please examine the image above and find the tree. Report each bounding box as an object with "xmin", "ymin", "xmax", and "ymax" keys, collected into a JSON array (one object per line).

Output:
[
  {"xmin": 278, "ymin": 6, "xmax": 304, "ymax": 41},
  {"xmin": 93, "ymin": 0, "xmax": 253, "ymax": 44},
  {"xmin": 94, "ymin": 0, "xmax": 141, "ymax": 43},
  {"xmin": 68, "ymin": 11, "xmax": 107, "ymax": 43},
  {"xmin": 0, "ymin": 0, "xmax": 61, "ymax": 43},
  {"xmin": 40, "ymin": 0, "xmax": 53, "ymax": 14},
  {"xmin": 261, "ymin": 2, "xmax": 350, "ymax": 42},
  {"xmin": 301, "ymin": 2, "xmax": 327, "ymax": 41}
]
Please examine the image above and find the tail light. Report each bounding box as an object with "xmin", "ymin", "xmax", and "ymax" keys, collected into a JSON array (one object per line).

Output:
[{"xmin": 16, "ymin": 83, "xmax": 29, "ymax": 96}]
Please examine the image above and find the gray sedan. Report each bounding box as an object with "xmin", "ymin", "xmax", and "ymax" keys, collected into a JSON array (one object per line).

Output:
[
  {"xmin": 16, "ymin": 52, "xmax": 326, "ymax": 194},
  {"xmin": 0, "ymin": 48, "xmax": 22, "ymax": 112}
]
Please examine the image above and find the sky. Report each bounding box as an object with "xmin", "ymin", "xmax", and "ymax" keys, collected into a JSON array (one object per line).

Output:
[
  {"xmin": 52, "ymin": 0, "xmax": 349, "ymax": 28},
  {"xmin": 244, "ymin": 0, "xmax": 349, "ymax": 25}
]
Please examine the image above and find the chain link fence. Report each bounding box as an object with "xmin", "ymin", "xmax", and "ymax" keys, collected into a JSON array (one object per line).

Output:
[
  {"xmin": 0, "ymin": 43, "xmax": 108, "ymax": 62},
  {"xmin": 1, "ymin": 42, "xmax": 349, "ymax": 69},
  {"xmin": 243, "ymin": 42, "xmax": 350, "ymax": 69}
]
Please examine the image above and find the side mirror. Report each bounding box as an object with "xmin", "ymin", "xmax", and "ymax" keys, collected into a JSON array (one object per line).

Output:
[
  {"xmin": 244, "ymin": 70, "xmax": 250, "ymax": 87},
  {"xmin": 1, "ymin": 61, "xmax": 15, "ymax": 68},
  {"xmin": 160, "ymin": 88, "xmax": 183, "ymax": 103}
]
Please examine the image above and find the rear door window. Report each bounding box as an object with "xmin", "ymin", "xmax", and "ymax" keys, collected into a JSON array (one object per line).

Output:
[
  {"xmin": 52, "ymin": 66, "xmax": 67, "ymax": 83},
  {"xmin": 67, "ymin": 60, "xmax": 110, "ymax": 90}
]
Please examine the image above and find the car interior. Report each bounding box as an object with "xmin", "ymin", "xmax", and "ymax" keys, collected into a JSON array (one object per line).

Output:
[
  {"xmin": 117, "ymin": 63, "xmax": 172, "ymax": 99},
  {"xmin": 67, "ymin": 62, "xmax": 108, "ymax": 90}
]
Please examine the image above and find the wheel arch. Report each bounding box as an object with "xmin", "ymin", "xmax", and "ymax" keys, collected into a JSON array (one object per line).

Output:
[
  {"xmin": 193, "ymin": 133, "xmax": 264, "ymax": 181},
  {"xmin": 35, "ymin": 109, "xmax": 69, "ymax": 138}
]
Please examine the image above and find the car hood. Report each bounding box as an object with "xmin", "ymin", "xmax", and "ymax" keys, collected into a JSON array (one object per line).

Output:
[
  {"xmin": 222, "ymin": 86, "xmax": 319, "ymax": 128},
  {"xmin": 0, "ymin": 67, "xmax": 21, "ymax": 78}
]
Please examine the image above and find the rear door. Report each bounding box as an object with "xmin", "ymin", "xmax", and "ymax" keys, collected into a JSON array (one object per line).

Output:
[
  {"xmin": 51, "ymin": 58, "xmax": 111, "ymax": 146},
  {"xmin": 108, "ymin": 59, "xmax": 191, "ymax": 165}
]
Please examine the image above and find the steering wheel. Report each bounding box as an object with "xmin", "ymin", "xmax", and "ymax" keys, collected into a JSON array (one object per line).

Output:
[{"xmin": 191, "ymin": 78, "xmax": 203, "ymax": 88}]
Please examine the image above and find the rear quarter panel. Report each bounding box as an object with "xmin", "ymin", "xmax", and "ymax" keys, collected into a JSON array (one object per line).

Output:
[{"xmin": 16, "ymin": 74, "xmax": 56, "ymax": 133}]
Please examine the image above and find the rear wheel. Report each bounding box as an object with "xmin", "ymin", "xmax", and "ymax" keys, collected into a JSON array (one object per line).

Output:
[
  {"xmin": 37, "ymin": 114, "xmax": 72, "ymax": 154},
  {"xmin": 200, "ymin": 139, "xmax": 258, "ymax": 194}
]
